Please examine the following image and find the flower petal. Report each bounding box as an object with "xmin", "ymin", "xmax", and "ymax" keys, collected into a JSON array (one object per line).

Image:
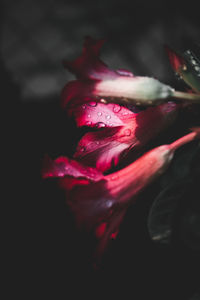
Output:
[
  {"xmin": 63, "ymin": 36, "xmax": 118, "ymax": 80},
  {"xmin": 42, "ymin": 155, "xmax": 104, "ymax": 181},
  {"xmin": 71, "ymin": 102, "xmax": 139, "ymax": 128},
  {"xmin": 61, "ymin": 37, "xmax": 173, "ymax": 109},
  {"xmin": 59, "ymin": 176, "xmax": 127, "ymax": 259},
  {"xmin": 55, "ymin": 128, "xmax": 200, "ymax": 261},
  {"xmin": 74, "ymin": 102, "xmax": 178, "ymax": 172}
]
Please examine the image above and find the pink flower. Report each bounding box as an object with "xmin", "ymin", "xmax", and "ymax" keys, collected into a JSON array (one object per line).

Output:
[
  {"xmin": 60, "ymin": 37, "xmax": 180, "ymax": 172},
  {"xmin": 42, "ymin": 128, "xmax": 200, "ymax": 261},
  {"xmin": 61, "ymin": 37, "xmax": 175, "ymax": 109}
]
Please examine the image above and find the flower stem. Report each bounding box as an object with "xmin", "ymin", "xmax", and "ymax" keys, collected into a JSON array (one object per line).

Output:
[{"xmin": 172, "ymin": 91, "xmax": 200, "ymax": 103}]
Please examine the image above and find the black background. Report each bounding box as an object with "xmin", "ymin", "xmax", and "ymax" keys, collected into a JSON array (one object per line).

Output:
[{"xmin": 3, "ymin": 0, "xmax": 200, "ymax": 298}]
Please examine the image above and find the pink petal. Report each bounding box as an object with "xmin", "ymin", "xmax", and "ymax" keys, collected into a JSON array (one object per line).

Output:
[
  {"xmin": 72, "ymin": 102, "xmax": 138, "ymax": 128},
  {"xmin": 63, "ymin": 36, "xmax": 117, "ymax": 80},
  {"xmin": 56, "ymin": 128, "xmax": 200, "ymax": 261},
  {"xmin": 61, "ymin": 80, "xmax": 95, "ymax": 110},
  {"xmin": 42, "ymin": 155, "xmax": 104, "ymax": 181},
  {"xmin": 74, "ymin": 126, "xmax": 137, "ymax": 172},
  {"xmin": 74, "ymin": 102, "xmax": 178, "ymax": 172},
  {"xmin": 59, "ymin": 175, "xmax": 127, "ymax": 258}
]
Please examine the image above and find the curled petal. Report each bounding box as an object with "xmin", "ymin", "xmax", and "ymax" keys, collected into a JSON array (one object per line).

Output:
[
  {"xmin": 74, "ymin": 126, "xmax": 133, "ymax": 172},
  {"xmin": 74, "ymin": 102, "xmax": 178, "ymax": 172},
  {"xmin": 63, "ymin": 36, "xmax": 117, "ymax": 80},
  {"xmin": 42, "ymin": 155, "xmax": 104, "ymax": 181}
]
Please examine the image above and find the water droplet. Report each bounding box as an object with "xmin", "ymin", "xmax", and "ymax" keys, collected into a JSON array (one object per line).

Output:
[
  {"xmin": 82, "ymin": 105, "xmax": 86, "ymax": 109},
  {"xmin": 182, "ymin": 65, "xmax": 187, "ymax": 71},
  {"xmin": 191, "ymin": 59, "xmax": 197, "ymax": 66},
  {"xmin": 85, "ymin": 121, "xmax": 92, "ymax": 125},
  {"xmin": 113, "ymin": 105, "xmax": 121, "ymax": 113},
  {"xmin": 124, "ymin": 129, "xmax": 131, "ymax": 136},
  {"xmin": 106, "ymin": 115, "xmax": 111, "ymax": 119},
  {"xmin": 100, "ymin": 98, "xmax": 107, "ymax": 104},
  {"xmin": 79, "ymin": 146, "xmax": 86, "ymax": 152},
  {"xmin": 96, "ymin": 141, "xmax": 100, "ymax": 145},
  {"xmin": 97, "ymin": 112, "xmax": 102, "ymax": 116},
  {"xmin": 122, "ymin": 111, "xmax": 129, "ymax": 115},
  {"xmin": 58, "ymin": 172, "xmax": 64, "ymax": 176},
  {"xmin": 88, "ymin": 114, "xmax": 91, "ymax": 118},
  {"xmin": 111, "ymin": 175, "xmax": 118, "ymax": 180},
  {"xmin": 87, "ymin": 101, "xmax": 97, "ymax": 107},
  {"xmin": 96, "ymin": 122, "xmax": 106, "ymax": 128},
  {"xmin": 106, "ymin": 200, "xmax": 113, "ymax": 208}
]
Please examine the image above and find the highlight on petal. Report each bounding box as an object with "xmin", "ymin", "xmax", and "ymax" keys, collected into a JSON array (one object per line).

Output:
[
  {"xmin": 74, "ymin": 102, "xmax": 178, "ymax": 172},
  {"xmin": 42, "ymin": 155, "xmax": 104, "ymax": 182}
]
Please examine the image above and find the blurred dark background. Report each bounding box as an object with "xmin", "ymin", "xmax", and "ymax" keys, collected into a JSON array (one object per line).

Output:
[{"xmin": 3, "ymin": 0, "xmax": 200, "ymax": 298}]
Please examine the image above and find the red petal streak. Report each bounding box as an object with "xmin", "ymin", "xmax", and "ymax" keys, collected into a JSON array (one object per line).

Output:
[
  {"xmin": 42, "ymin": 155, "xmax": 104, "ymax": 181},
  {"xmin": 95, "ymin": 222, "xmax": 107, "ymax": 238},
  {"xmin": 165, "ymin": 45, "xmax": 186, "ymax": 72}
]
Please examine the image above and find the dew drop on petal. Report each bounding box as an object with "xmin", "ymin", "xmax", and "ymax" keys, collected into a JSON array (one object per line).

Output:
[
  {"xmin": 88, "ymin": 114, "xmax": 91, "ymax": 118},
  {"xmin": 85, "ymin": 121, "xmax": 92, "ymax": 125},
  {"xmin": 106, "ymin": 200, "xmax": 113, "ymax": 208},
  {"xmin": 82, "ymin": 105, "xmax": 86, "ymax": 109},
  {"xmin": 97, "ymin": 112, "xmax": 102, "ymax": 116},
  {"xmin": 124, "ymin": 129, "xmax": 131, "ymax": 136},
  {"xmin": 100, "ymin": 98, "xmax": 107, "ymax": 104},
  {"xmin": 78, "ymin": 146, "xmax": 86, "ymax": 153},
  {"xmin": 106, "ymin": 115, "xmax": 111, "ymax": 119},
  {"xmin": 96, "ymin": 122, "xmax": 106, "ymax": 128},
  {"xmin": 88, "ymin": 101, "xmax": 97, "ymax": 107},
  {"xmin": 113, "ymin": 105, "xmax": 121, "ymax": 113},
  {"xmin": 111, "ymin": 175, "xmax": 118, "ymax": 180}
]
